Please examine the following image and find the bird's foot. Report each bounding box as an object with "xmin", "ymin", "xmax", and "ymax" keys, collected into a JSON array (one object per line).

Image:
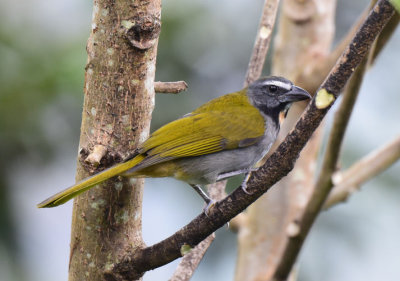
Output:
[
  {"xmin": 241, "ymin": 183, "xmax": 251, "ymax": 195},
  {"xmin": 203, "ymin": 199, "xmax": 216, "ymax": 217},
  {"xmin": 241, "ymin": 172, "xmax": 253, "ymax": 195}
]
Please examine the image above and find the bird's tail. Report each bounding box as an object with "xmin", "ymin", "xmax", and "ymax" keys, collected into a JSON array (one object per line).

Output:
[{"xmin": 37, "ymin": 154, "xmax": 145, "ymax": 208}]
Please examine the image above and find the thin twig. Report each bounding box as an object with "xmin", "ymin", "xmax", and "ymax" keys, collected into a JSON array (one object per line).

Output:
[
  {"xmin": 319, "ymin": 12, "xmax": 400, "ymax": 211},
  {"xmin": 234, "ymin": 0, "xmax": 281, "ymax": 232},
  {"xmin": 170, "ymin": 1, "xmax": 281, "ymax": 279},
  {"xmin": 169, "ymin": 181, "xmax": 226, "ymax": 281},
  {"xmin": 104, "ymin": 1, "xmax": 395, "ymax": 280},
  {"xmin": 154, "ymin": 81, "xmax": 188, "ymax": 94},
  {"xmin": 169, "ymin": 233, "xmax": 216, "ymax": 281},
  {"xmin": 239, "ymin": 1, "xmax": 336, "ymax": 279},
  {"xmin": 230, "ymin": 0, "xmax": 281, "ymax": 236},
  {"xmin": 244, "ymin": 0, "xmax": 281, "ymax": 86},
  {"xmin": 324, "ymin": 136, "xmax": 400, "ymax": 209},
  {"xmin": 84, "ymin": 144, "xmax": 107, "ymax": 166}
]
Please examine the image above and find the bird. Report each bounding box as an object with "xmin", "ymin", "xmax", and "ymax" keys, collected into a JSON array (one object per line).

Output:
[{"xmin": 37, "ymin": 76, "xmax": 311, "ymax": 208}]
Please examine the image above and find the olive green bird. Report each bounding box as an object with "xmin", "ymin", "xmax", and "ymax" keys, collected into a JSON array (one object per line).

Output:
[{"xmin": 37, "ymin": 76, "xmax": 311, "ymax": 208}]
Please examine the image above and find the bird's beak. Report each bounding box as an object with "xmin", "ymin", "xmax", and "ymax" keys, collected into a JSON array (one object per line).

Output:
[{"xmin": 280, "ymin": 86, "xmax": 311, "ymax": 103}]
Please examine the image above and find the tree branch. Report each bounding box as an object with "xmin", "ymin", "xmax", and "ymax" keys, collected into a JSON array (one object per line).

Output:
[
  {"xmin": 170, "ymin": 0, "xmax": 281, "ymax": 277},
  {"xmin": 272, "ymin": 0, "xmax": 397, "ymax": 279},
  {"xmin": 155, "ymin": 81, "xmax": 188, "ymax": 94},
  {"xmin": 368, "ymin": 12, "xmax": 400, "ymax": 65},
  {"xmin": 273, "ymin": 43, "xmax": 369, "ymax": 281},
  {"xmin": 169, "ymin": 233, "xmax": 216, "ymax": 281},
  {"xmin": 244, "ymin": 0, "xmax": 281, "ymax": 86},
  {"xmin": 169, "ymin": 180, "xmax": 227, "ymax": 281},
  {"xmin": 324, "ymin": 136, "xmax": 400, "ymax": 209},
  {"xmin": 104, "ymin": 1, "xmax": 395, "ymax": 280},
  {"xmin": 236, "ymin": 0, "xmax": 336, "ymax": 278},
  {"xmin": 84, "ymin": 144, "xmax": 108, "ymax": 166}
]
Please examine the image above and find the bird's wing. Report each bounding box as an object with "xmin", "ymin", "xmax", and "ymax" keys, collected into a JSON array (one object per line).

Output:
[{"xmin": 137, "ymin": 91, "xmax": 265, "ymax": 167}]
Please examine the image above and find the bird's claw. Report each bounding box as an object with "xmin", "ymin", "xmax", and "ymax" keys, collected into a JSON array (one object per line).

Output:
[
  {"xmin": 240, "ymin": 172, "xmax": 253, "ymax": 195},
  {"xmin": 241, "ymin": 183, "xmax": 251, "ymax": 195},
  {"xmin": 203, "ymin": 199, "xmax": 216, "ymax": 217}
]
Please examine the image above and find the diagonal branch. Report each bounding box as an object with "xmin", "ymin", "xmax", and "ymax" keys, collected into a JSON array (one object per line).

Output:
[
  {"xmin": 324, "ymin": 136, "xmax": 400, "ymax": 209},
  {"xmin": 244, "ymin": 0, "xmax": 281, "ymax": 86},
  {"xmin": 297, "ymin": 0, "xmax": 371, "ymax": 93},
  {"xmin": 169, "ymin": 233, "xmax": 216, "ymax": 281},
  {"xmin": 267, "ymin": 2, "xmax": 398, "ymax": 278},
  {"xmin": 273, "ymin": 44, "xmax": 369, "ymax": 281},
  {"xmin": 368, "ymin": 12, "xmax": 400, "ymax": 65},
  {"xmin": 298, "ymin": 0, "xmax": 398, "ymax": 95},
  {"xmin": 169, "ymin": 180, "xmax": 226, "ymax": 281},
  {"xmin": 104, "ymin": 1, "xmax": 395, "ymax": 280}
]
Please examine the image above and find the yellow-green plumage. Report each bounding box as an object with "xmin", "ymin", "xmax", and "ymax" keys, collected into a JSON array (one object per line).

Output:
[
  {"xmin": 37, "ymin": 155, "xmax": 144, "ymax": 208},
  {"xmin": 37, "ymin": 76, "xmax": 311, "ymax": 208},
  {"xmin": 140, "ymin": 90, "xmax": 265, "ymax": 160},
  {"xmin": 38, "ymin": 90, "xmax": 265, "ymax": 208}
]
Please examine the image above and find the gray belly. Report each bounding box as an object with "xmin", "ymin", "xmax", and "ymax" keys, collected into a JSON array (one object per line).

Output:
[{"xmin": 173, "ymin": 131, "xmax": 276, "ymax": 185}]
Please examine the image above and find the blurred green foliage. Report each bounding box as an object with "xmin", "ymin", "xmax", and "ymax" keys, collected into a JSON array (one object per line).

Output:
[
  {"xmin": 0, "ymin": 23, "xmax": 85, "ymax": 279},
  {"xmin": 390, "ymin": 0, "xmax": 400, "ymax": 13},
  {"xmin": 0, "ymin": 29, "xmax": 84, "ymax": 162}
]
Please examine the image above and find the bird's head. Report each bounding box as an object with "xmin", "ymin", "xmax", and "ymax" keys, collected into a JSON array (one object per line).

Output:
[{"xmin": 247, "ymin": 76, "xmax": 311, "ymax": 123}]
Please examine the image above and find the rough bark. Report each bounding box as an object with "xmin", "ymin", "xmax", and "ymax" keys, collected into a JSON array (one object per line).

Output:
[{"xmin": 69, "ymin": 1, "xmax": 161, "ymax": 281}]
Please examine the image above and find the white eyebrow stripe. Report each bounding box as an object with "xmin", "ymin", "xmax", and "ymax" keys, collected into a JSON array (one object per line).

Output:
[{"xmin": 261, "ymin": 80, "xmax": 292, "ymax": 90}]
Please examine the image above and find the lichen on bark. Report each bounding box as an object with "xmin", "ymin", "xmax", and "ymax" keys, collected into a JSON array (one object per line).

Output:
[{"xmin": 69, "ymin": 1, "xmax": 161, "ymax": 280}]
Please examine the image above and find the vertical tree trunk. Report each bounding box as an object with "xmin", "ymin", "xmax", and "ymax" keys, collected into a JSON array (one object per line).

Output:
[
  {"xmin": 235, "ymin": 1, "xmax": 336, "ymax": 280},
  {"xmin": 69, "ymin": 1, "xmax": 161, "ymax": 280}
]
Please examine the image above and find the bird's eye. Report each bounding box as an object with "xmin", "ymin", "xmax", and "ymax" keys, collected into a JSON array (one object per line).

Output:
[{"xmin": 269, "ymin": 85, "xmax": 278, "ymax": 93}]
